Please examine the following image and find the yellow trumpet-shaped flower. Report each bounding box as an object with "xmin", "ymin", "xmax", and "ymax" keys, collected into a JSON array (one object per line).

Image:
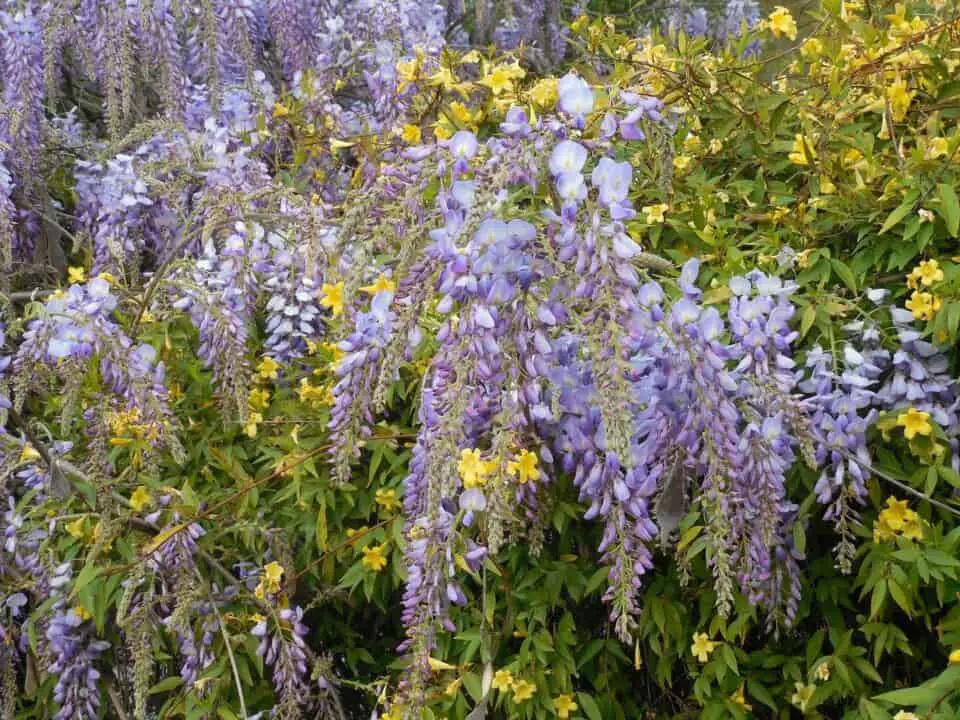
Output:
[
  {"xmin": 690, "ymin": 632, "xmax": 717, "ymax": 663},
  {"xmin": 897, "ymin": 408, "xmax": 932, "ymax": 440}
]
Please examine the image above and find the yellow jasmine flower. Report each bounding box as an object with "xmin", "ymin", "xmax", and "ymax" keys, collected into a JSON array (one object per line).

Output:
[
  {"xmin": 445, "ymin": 678, "xmax": 463, "ymax": 696},
  {"xmin": 460, "ymin": 50, "xmax": 481, "ymax": 64},
  {"xmin": 708, "ymin": 138, "xmax": 723, "ymax": 154},
  {"xmin": 897, "ymin": 408, "xmax": 933, "ymax": 441},
  {"xmin": 691, "ymin": 632, "xmax": 718, "ymax": 663},
  {"xmin": 320, "ymin": 281, "xmax": 345, "ymax": 317},
  {"xmin": 819, "ymin": 176, "xmax": 836, "ymax": 194},
  {"xmin": 74, "ymin": 605, "xmax": 94, "ymax": 622},
  {"xmin": 67, "ymin": 266, "xmax": 87, "ymax": 284},
  {"xmin": 915, "ymin": 259, "xmax": 944, "ymax": 287},
  {"xmin": 767, "ymin": 7, "xmax": 797, "ymax": 40},
  {"xmin": 814, "ymin": 662, "xmax": 831, "ymax": 681},
  {"xmin": 893, "ymin": 712, "xmax": 920, "ymax": 720},
  {"xmin": 66, "ymin": 517, "xmax": 87, "ymax": 540},
  {"xmin": 361, "ymin": 543, "xmax": 388, "ymax": 572},
  {"xmin": 529, "ymin": 77, "xmax": 559, "ymax": 107},
  {"xmin": 791, "ymin": 681, "xmax": 815, "ymax": 711},
  {"xmin": 19, "ymin": 444, "xmax": 41, "ymax": 463},
  {"xmin": 789, "ymin": 134, "xmax": 815, "ymax": 165},
  {"xmin": 642, "ymin": 204, "xmax": 668, "ymax": 224},
  {"xmin": 731, "ymin": 683, "xmax": 752, "ymax": 711},
  {"xmin": 901, "ymin": 515, "xmax": 924, "ymax": 541},
  {"xmin": 507, "ymin": 450, "xmax": 541, "ymax": 484},
  {"xmin": 375, "ymin": 488, "xmax": 402, "ymax": 511},
  {"xmin": 801, "ymin": 37, "xmax": 823, "ymax": 59},
  {"xmin": 129, "ymin": 486, "xmax": 152, "ymax": 513},
  {"xmin": 258, "ymin": 561, "xmax": 284, "ymax": 595},
  {"xmin": 449, "ymin": 101, "xmax": 476, "ymax": 127},
  {"xmin": 553, "ymin": 694, "xmax": 578, "ymax": 719},
  {"xmin": 257, "ymin": 356, "xmax": 280, "ymax": 380},
  {"xmin": 248, "ymin": 388, "xmax": 270, "ymax": 411},
  {"xmin": 873, "ymin": 515, "xmax": 897, "ymax": 543},
  {"xmin": 427, "ymin": 656, "xmax": 457, "ymax": 672},
  {"xmin": 887, "ymin": 77, "xmax": 914, "ymax": 122},
  {"xmin": 928, "ymin": 137, "xmax": 949, "ymax": 159},
  {"xmin": 492, "ymin": 669, "xmax": 514, "ymax": 692},
  {"xmin": 400, "ymin": 125, "xmax": 421, "ymax": 144},
  {"xmin": 673, "ymin": 155, "xmax": 693, "ymax": 172},
  {"xmin": 458, "ymin": 448, "xmax": 489, "ymax": 489},
  {"xmin": 919, "ymin": 208, "xmax": 935, "ymax": 224},
  {"xmin": 511, "ymin": 679, "xmax": 536, "ymax": 703},
  {"xmin": 905, "ymin": 291, "xmax": 941, "ymax": 321},
  {"xmin": 360, "ymin": 273, "xmax": 396, "ymax": 295},
  {"xmin": 950, "ymin": 648, "xmax": 960, "ymax": 664},
  {"xmin": 683, "ymin": 135, "xmax": 700, "ymax": 152},
  {"xmin": 428, "ymin": 67, "xmax": 458, "ymax": 90},
  {"xmin": 479, "ymin": 65, "xmax": 518, "ymax": 95},
  {"xmin": 244, "ymin": 411, "xmax": 263, "ymax": 438},
  {"xmin": 880, "ymin": 497, "xmax": 912, "ymax": 530}
]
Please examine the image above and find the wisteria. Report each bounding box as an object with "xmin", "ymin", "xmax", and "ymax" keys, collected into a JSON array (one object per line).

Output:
[{"xmin": 2, "ymin": 0, "xmax": 960, "ymax": 718}]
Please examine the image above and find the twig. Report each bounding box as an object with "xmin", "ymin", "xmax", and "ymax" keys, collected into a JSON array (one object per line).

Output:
[
  {"xmin": 839, "ymin": 448, "xmax": 960, "ymax": 519},
  {"xmin": 106, "ymin": 676, "xmax": 132, "ymax": 720}
]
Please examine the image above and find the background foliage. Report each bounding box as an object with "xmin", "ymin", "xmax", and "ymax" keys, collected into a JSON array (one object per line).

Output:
[{"xmin": 2, "ymin": 1, "xmax": 960, "ymax": 719}]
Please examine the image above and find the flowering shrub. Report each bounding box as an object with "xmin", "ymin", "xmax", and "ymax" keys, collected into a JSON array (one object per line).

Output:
[{"xmin": 2, "ymin": 1, "xmax": 960, "ymax": 719}]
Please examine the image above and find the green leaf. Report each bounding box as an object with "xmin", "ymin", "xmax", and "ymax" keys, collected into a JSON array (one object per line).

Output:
[
  {"xmin": 831, "ymin": 259, "xmax": 857, "ymax": 293},
  {"xmin": 149, "ymin": 676, "xmax": 185, "ymax": 695},
  {"xmin": 874, "ymin": 686, "xmax": 943, "ymax": 706},
  {"xmin": 879, "ymin": 200, "xmax": 915, "ymax": 234},
  {"xmin": 577, "ymin": 692, "xmax": 603, "ymax": 720},
  {"xmin": 938, "ymin": 184, "xmax": 960, "ymax": 237}
]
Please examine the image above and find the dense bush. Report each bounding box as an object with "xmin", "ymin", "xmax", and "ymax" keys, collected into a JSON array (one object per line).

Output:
[{"xmin": 1, "ymin": 1, "xmax": 960, "ymax": 719}]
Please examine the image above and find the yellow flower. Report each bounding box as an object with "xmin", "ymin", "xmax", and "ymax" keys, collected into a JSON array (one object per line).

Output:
[
  {"xmin": 814, "ymin": 662, "xmax": 831, "ymax": 681},
  {"xmin": 244, "ymin": 412, "xmax": 263, "ymax": 438},
  {"xmin": 427, "ymin": 656, "xmax": 457, "ymax": 672},
  {"xmin": 249, "ymin": 388, "xmax": 271, "ymax": 410},
  {"xmin": 897, "ymin": 408, "xmax": 932, "ymax": 440},
  {"xmin": 873, "ymin": 516, "xmax": 897, "ymax": 543},
  {"xmin": 767, "ymin": 7, "xmax": 797, "ymax": 40},
  {"xmin": 708, "ymin": 138, "xmax": 723, "ymax": 154},
  {"xmin": 257, "ymin": 356, "xmax": 280, "ymax": 380},
  {"xmin": 361, "ymin": 543, "xmax": 388, "ymax": 572},
  {"xmin": 529, "ymin": 77, "xmax": 559, "ymax": 107},
  {"xmin": 819, "ymin": 176, "xmax": 836, "ymax": 194},
  {"xmin": 460, "ymin": 50, "xmax": 481, "ymax": 64},
  {"xmin": 928, "ymin": 137, "xmax": 949, "ymax": 159},
  {"xmin": 801, "ymin": 37, "xmax": 823, "ymax": 59},
  {"xmin": 444, "ymin": 678, "xmax": 463, "ymax": 696},
  {"xmin": 887, "ymin": 78, "xmax": 914, "ymax": 122},
  {"xmin": 375, "ymin": 488, "xmax": 402, "ymax": 511},
  {"xmin": 272, "ymin": 102, "xmax": 291, "ymax": 119},
  {"xmin": 690, "ymin": 632, "xmax": 717, "ymax": 663},
  {"xmin": 67, "ymin": 266, "xmax": 87, "ymax": 284},
  {"xmin": 399, "ymin": 124, "xmax": 421, "ymax": 144},
  {"xmin": 919, "ymin": 209, "xmax": 935, "ymax": 224},
  {"xmin": 905, "ymin": 291, "xmax": 941, "ymax": 321},
  {"xmin": 673, "ymin": 155, "xmax": 693, "ymax": 172},
  {"xmin": 360, "ymin": 273, "xmax": 396, "ymax": 295},
  {"xmin": 893, "ymin": 712, "xmax": 921, "ymax": 720},
  {"xmin": 911, "ymin": 259, "xmax": 944, "ymax": 287},
  {"xmin": 492, "ymin": 669, "xmax": 514, "ymax": 692},
  {"xmin": 129, "ymin": 486, "xmax": 152, "ymax": 513},
  {"xmin": 950, "ymin": 648, "xmax": 960, "ymax": 664},
  {"xmin": 507, "ymin": 449, "xmax": 541, "ymax": 484},
  {"xmin": 320, "ymin": 281, "xmax": 345, "ymax": 317},
  {"xmin": 511, "ymin": 679, "xmax": 536, "ymax": 703},
  {"xmin": 789, "ymin": 134, "xmax": 816, "ymax": 165},
  {"xmin": 880, "ymin": 497, "xmax": 912, "ymax": 531},
  {"xmin": 683, "ymin": 135, "xmax": 701, "ymax": 152},
  {"xmin": 731, "ymin": 683, "xmax": 752, "ymax": 711},
  {"xmin": 458, "ymin": 448, "xmax": 489, "ymax": 489},
  {"xmin": 73, "ymin": 605, "xmax": 94, "ymax": 622},
  {"xmin": 479, "ymin": 66, "xmax": 517, "ymax": 95},
  {"xmin": 642, "ymin": 204, "xmax": 668, "ymax": 224},
  {"xmin": 20, "ymin": 444, "xmax": 41, "ymax": 463},
  {"xmin": 791, "ymin": 682, "xmax": 815, "ymax": 711},
  {"xmin": 901, "ymin": 516, "xmax": 924, "ymax": 541},
  {"xmin": 553, "ymin": 694, "xmax": 578, "ymax": 719},
  {"xmin": 66, "ymin": 517, "xmax": 87, "ymax": 540}
]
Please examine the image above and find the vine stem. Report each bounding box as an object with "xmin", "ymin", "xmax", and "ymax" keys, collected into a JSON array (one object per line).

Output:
[{"xmin": 197, "ymin": 567, "xmax": 249, "ymax": 720}]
